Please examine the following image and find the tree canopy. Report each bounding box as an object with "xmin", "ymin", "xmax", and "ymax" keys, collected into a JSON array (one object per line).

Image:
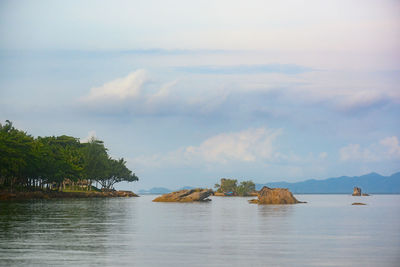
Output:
[
  {"xmin": 0, "ymin": 121, "xmax": 138, "ymax": 191},
  {"xmin": 215, "ymin": 178, "xmax": 256, "ymax": 196}
]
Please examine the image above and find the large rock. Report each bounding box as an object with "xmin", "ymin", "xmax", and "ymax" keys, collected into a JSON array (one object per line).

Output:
[
  {"xmin": 249, "ymin": 186, "xmax": 304, "ymax": 204},
  {"xmin": 153, "ymin": 188, "xmax": 213, "ymax": 202},
  {"xmin": 352, "ymin": 187, "xmax": 362, "ymax": 196}
]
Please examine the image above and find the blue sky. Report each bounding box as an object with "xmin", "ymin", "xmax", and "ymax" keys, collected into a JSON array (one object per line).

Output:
[{"xmin": 1, "ymin": 0, "xmax": 399, "ymax": 190}]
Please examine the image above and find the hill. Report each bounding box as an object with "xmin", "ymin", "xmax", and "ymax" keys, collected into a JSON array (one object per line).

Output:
[
  {"xmin": 256, "ymin": 172, "xmax": 400, "ymax": 194},
  {"xmin": 138, "ymin": 187, "xmax": 172, "ymax": 195},
  {"xmin": 138, "ymin": 186, "xmax": 196, "ymax": 195}
]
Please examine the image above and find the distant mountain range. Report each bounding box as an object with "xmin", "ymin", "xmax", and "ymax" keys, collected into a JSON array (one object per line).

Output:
[
  {"xmin": 138, "ymin": 172, "xmax": 400, "ymax": 194},
  {"xmin": 256, "ymin": 172, "xmax": 400, "ymax": 194},
  {"xmin": 138, "ymin": 186, "xmax": 194, "ymax": 194},
  {"xmin": 138, "ymin": 187, "xmax": 171, "ymax": 194}
]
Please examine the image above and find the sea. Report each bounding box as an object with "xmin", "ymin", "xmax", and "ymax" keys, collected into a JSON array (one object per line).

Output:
[{"xmin": 0, "ymin": 194, "xmax": 399, "ymax": 266}]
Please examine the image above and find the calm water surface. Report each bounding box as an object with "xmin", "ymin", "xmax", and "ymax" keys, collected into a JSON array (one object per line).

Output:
[{"xmin": 0, "ymin": 194, "xmax": 399, "ymax": 266}]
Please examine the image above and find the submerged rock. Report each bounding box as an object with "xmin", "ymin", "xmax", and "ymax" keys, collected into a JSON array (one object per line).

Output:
[
  {"xmin": 249, "ymin": 186, "xmax": 305, "ymax": 204},
  {"xmin": 153, "ymin": 188, "xmax": 213, "ymax": 202},
  {"xmin": 352, "ymin": 202, "xmax": 367, "ymax": 205},
  {"xmin": 352, "ymin": 187, "xmax": 362, "ymax": 196}
]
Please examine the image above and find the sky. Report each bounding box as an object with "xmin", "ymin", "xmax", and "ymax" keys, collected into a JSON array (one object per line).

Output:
[{"xmin": 0, "ymin": 0, "xmax": 399, "ymax": 191}]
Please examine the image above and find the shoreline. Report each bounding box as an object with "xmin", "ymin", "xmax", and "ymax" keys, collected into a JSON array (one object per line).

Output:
[{"xmin": 0, "ymin": 190, "xmax": 138, "ymax": 201}]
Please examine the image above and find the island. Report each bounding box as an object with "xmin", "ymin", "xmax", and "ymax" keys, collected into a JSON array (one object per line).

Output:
[
  {"xmin": 0, "ymin": 120, "xmax": 139, "ymax": 200},
  {"xmin": 352, "ymin": 187, "xmax": 370, "ymax": 196},
  {"xmin": 249, "ymin": 186, "xmax": 305, "ymax": 204},
  {"xmin": 214, "ymin": 178, "xmax": 257, "ymax": 196}
]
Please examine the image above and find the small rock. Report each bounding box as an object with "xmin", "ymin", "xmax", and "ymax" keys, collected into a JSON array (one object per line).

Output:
[{"xmin": 352, "ymin": 187, "xmax": 362, "ymax": 196}]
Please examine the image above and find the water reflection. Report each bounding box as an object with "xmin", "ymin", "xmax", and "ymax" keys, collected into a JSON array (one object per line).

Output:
[
  {"xmin": 0, "ymin": 198, "xmax": 136, "ymax": 266},
  {"xmin": 257, "ymin": 204, "xmax": 294, "ymax": 217},
  {"xmin": 0, "ymin": 195, "xmax": 399, "ymax": 266},
  {"xmin": 256, "ymin": 204, "xmax": 295, "ymax": 234}
]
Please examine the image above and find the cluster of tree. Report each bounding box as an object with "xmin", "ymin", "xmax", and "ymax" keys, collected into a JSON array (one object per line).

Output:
[
  {"xmin": 214, "ymin": 178, "xmax": 256, "ymax": 196},
  {"xmin": 0, "ymin": 120, "xmax": 138, "ymax": 191}
]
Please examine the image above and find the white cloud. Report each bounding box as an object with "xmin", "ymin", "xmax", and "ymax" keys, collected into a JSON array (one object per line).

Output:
[
  {"xmin": 130, "ymin": 127, "xmax": 283, "ymax": 167},
  {"xmin": 79, "ymin": 65, "xmax": 399, "ymax": 119},
  {"xmin": 184, "ymin": 127, "xmax": 283, "ymax": 163},
  {"xmin": 380, "ymin": 136, "xmax": 400, "ymax": 157},
  {"xmin": 80, "ymin": 130, "xmax": 97, "ymax": 143},
  {"xmin": 339, "ymin": 144, "xmax": 375, "ymax": 162},
  {"xmin": 79, "ymin": 70, "xmax": 184, "ymax": 115},
  {"xmin": 81, "ymin": 69, "xmax": 148, "ymax": 102},
  {"xmin": 128, "ymin": 127, "xmax": 333, "ymax": 182},
  {"xmin": 276, "ymin": 70, "xmax": 397, "ymax": 111},
  {"xmin": 340, "ymin": 136, "xmax": 400, "ymax": 162},
  {"xmin": 6, "ymin": 1, "xmax": 398, "ymax": 63},
  {"xmin": 319, "ymin": 152, "xmax": 328, "ymax": 159}
]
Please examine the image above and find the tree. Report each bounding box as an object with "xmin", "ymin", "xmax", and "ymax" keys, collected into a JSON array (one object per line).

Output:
[
  {"xmin": 214, "ymin": 178, "xmax": 255, "ymax": 196},
  {"xmin": 81, "ymin": 137, "xmax": 138, "ymax": 190},
  {"xmin": 236, "ymin": 180, "xmax": 256, "ymax": 196},
  {"xmin": 36, "ymin": 135, "xmax": 83, "ymax": 190},
  {"xmin": 215, "ymin": 178, "xmax": 238, "ymax": 193},
  {"xmin": 0, "ymin": 121, "xmax": 139, "ymax": 192},
  {"xmin": 97, "ymin": 157, "xmax": 138, "ymax": 190},
  {"xmin": 81, "ymin": 137, "xmax": 109, "ymax": 190},
  {"xmin": 0, "ymin": 120, "xmax": 36, "ymax": 189}
]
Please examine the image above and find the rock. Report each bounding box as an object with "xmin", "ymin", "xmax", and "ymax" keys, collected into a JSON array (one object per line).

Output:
[
  {"xmin": 249, "ymin": 186, "xmax": 305, "ymax": 204},
  {"xmin": 248, "ymin": 198, "xmax": 258, "ymax": 204},
  {"xmin": 362, "ymin": 193, "xmax": 370, "ymax": 196},
  {"xmin": 352, "ymin": 202, "xmax": 366, "ymax": 205},
  {"xmin": 153, "ymin": 188, "xmax": 213, "ymax": 202},
  {"xmin": 115, "ymin": 190, "xmax": 139, "ymax": 197},
  {"xmin": 352, "ymin": 187, "xmax": 362, "ymax": 196}
]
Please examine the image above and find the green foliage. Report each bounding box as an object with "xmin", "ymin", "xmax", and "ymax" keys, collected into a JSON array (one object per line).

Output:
[
  {"xmin": 97, "ymin": 157, "xmax": 138, "ymax": 190},
  {"xmin": 36, "ymin": 135, "xmax": 83, "ymax": 186},
  {"xmin": 214, "ymin": 178, "xmax": 237, "ymax": 193},
  {"xmin": 81, "ymin": 137, "xmax": 109, "ymax": 182},
  {"xmin": 236, "ymin": 180, "xmax": 256, "ymax": 196},
  {"xmin": 0, "ymin": 121, "xmax": 139, "ymax": 191},
  {"xmin": 215, "ymin": 178, "xmax": 255, "ymax": 196},
  {"xmin": 0, "ymin": 120, "xmax": 36, "ymax": 187}
]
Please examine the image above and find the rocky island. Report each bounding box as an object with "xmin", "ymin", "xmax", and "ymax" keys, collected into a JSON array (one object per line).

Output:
[
  {"xmin": 214, "ymin": 178, "xmax": 257, "ymax": 196},
  {"xmin": 249, "ymin": 186, "xmax": 305, "ymax": 204},
  {"xmin": 352, "ymin": 187, "xmax": 370, "ymax": 196},
  {"xmin": 352, "ymin": 187, "xmax": 362, "ymax": 196},
  {"xmin": 153, "ymin": 188, "xmax": 213, "ymax": 202}
]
